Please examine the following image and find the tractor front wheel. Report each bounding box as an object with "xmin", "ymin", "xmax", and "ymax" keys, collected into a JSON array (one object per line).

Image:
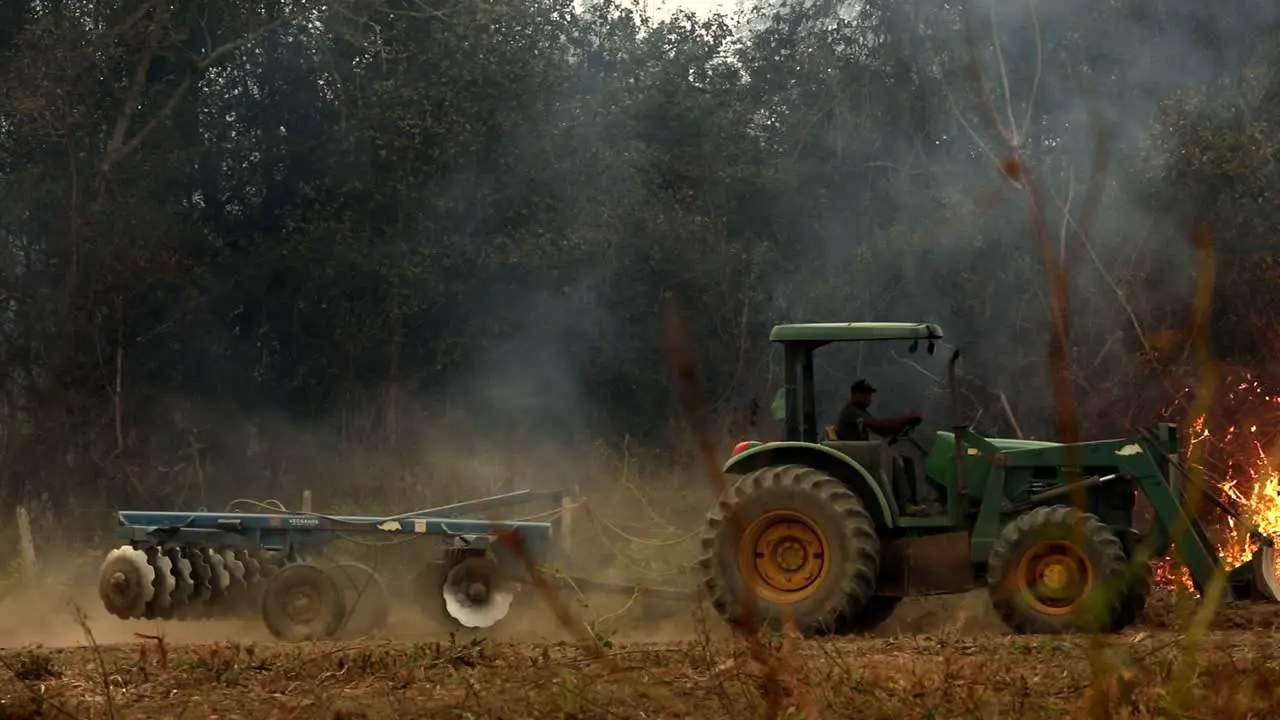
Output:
[
  {"xmin": 699, "ymin": 464, "xmax": 880, "ymax": 636},
  {"xmin": 987, "ymin": 505, "xmax": 1132, "ymax": 634}
]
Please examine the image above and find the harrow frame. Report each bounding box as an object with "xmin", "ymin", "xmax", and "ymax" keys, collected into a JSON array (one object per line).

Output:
[
  {"xmin": 98, "ymin": 489, "xmax": 604, "ymax": 641},
  {"xmin": 116, "ymin": 489, "xmax": 567, "ymax": 574}
]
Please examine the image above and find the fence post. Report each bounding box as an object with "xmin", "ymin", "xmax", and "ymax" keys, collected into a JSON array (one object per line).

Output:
[
  {"xmin": 15, "ymin": 506, "xmax": 37, "ymax": 581},
  {"xmin": 559, "ymin": 494, "xmax": 574, "ymax": 564}
]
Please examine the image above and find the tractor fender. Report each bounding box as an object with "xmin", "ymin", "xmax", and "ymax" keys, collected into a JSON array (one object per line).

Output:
[{"xmin": 723, "ymin": 442, "xmax": 897, "ymax": 528}]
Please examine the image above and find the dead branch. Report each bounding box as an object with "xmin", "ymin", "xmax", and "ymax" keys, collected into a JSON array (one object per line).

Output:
[
  {"xmin": 999, "ymin": 391, "xmax": 1024, "ymax": 438},
  {"xmin": 890, "ymin": 351, "xmax": 942, "ymax": 385},
  {"xmin": 958, "ymin": 0, "xmax": 1085, "ymax": 447}
]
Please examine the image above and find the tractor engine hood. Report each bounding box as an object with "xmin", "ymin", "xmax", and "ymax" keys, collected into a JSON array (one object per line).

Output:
[
  {"xmin": 983, "ymin": 437, "xmax": 1060, "ymax": 451},
  {"xmin": 932, "ymin": 430, "xmax": 1058, "ymax": 452}
]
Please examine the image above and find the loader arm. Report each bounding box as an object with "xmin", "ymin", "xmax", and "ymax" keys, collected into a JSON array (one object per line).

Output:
[
  {"xmin": 1127, "ymin": 433, "xmax": 1278, "ymax": 598},
  {"xmin": 1129, "ymin": 449, "xmax": 1227, "ymax": 595}
]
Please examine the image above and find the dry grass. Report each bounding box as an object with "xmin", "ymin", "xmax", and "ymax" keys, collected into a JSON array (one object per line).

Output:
[
  {"xmin": 1, "ymin": 590, "xmax": 1280, "ymax": 719},
  {"xmin": 4, "ymin": 626, "xmax": 1280, "ymax": 719}
]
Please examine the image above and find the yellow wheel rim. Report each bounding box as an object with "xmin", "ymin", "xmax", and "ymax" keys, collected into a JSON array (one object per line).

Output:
[
  {"xmin": 1015, "ymin": 540, "xmax": 1094, "ymax": 615},
  {"xmin": 738, "ymin": 510, "xmax": 830, "ymax": 604}
]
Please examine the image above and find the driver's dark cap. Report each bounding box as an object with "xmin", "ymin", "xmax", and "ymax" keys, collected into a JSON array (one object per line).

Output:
[{"xmin": 851, "ymin": 379, "xmax": 877, "ymax": 394}]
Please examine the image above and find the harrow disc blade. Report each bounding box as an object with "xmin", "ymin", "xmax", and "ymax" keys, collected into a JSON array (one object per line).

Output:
[
  {"xmin": 221, "ymin": 548, "xmax": 249, "ymax": 601},
  {"xmin": 1252, "ymin": 544, "xmax": 1280, "ymax": 602},
  {"xmin": 223, "ymin": 548, "xmax": 245, "ymax": 579},
  {"xmin": 98, "ymin": 545, "xmax": 155, "ymax": 619},
  {"xmin": 443, "ymin": 557, "xmax": 514, "ymax": 629},
  {"xmin": 237, "ymin": 549, "xmax": 261, "ymax": 585},
  {"xmin": 206, "ymin": 548, "xmax": 231, "ymax": 594},
  {"xmin": 167, "ymin": 546, "xmax": 194, "ymax": 608},
  {"xmin": 254, "ymin": 549, "xmax": 279, "ymax": 580},
  {"xmin": 185, "ymin": 547, "xmax": 213, "ymax": 604},
  {"xmin": 146, "ymin": 548, "xmax": 176, "ymax": 618}
]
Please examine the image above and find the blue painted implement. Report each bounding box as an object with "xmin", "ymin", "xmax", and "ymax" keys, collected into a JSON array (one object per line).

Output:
[
  {"xmin": 97, "ymin": 489, "xmax": 580, "ymax": 642},
  {"xmin": 115, "ymin": 489, "xmax": 563, "ymax": 567}
]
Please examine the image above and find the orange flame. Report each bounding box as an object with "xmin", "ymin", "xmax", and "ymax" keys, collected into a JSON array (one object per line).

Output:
[{"xmin": 1154, "ymin": 377, "xmax": 1280, "ymax": 592}]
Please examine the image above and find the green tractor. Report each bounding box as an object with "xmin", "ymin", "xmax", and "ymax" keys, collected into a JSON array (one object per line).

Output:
[{"xmin": 701, "ymin": 322, "xmax": 1280, "ymax": 635}]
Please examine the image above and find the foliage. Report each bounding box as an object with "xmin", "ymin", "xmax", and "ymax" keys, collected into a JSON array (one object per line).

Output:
[{"xmin": 0, "ymin": 0, "xmax": 1277, "ymax": 533}]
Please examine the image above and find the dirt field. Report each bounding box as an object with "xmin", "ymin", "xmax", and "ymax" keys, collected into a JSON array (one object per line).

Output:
[{"xmin": 3, "ymin": 587, "xmax": 1280, "ymax": 719}]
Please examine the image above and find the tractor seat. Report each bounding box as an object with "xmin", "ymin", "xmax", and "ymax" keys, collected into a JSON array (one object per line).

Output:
[{"xmin": 820, "ymin": 436, "xmax": 903, "ymax": 516}]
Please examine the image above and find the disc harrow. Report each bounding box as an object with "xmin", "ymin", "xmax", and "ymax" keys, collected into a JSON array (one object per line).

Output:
[
  {"xmin": 95, "ymin": 490, "xmax": 597, "ymax": 641},
  {"xmin": 99, "ymin": 542, "xmax": 276, "ymax": 622},
  {"xmin": 98, "ymin": 489, "xmax": 699, "ymax": 642}
]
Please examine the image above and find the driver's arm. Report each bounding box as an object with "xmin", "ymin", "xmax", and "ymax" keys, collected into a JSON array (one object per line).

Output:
[{"xmin": 863, "ymin": 414, "xmax": 921, "ymax": 437}]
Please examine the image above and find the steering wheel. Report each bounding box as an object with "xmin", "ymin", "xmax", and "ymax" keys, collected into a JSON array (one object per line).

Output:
[{"xmin": 885, "ymin": 415, "xmax": 926, "ymax": 443}]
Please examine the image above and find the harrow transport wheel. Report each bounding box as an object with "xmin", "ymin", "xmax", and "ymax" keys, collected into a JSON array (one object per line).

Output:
[
  {"xmin": 987, "ymin": 505, "xmax": 1129, "ymax": 634},
  {"xmin": 699, "ymin": 464, "xmax": 880, "ymax": 636},
  {"xmin": 329, "ymin": 562, "xmax": 391, "ymax": 636},
  {"xmin": 261, "ymin": 562, "xmax": 347, "ymax": 642}
]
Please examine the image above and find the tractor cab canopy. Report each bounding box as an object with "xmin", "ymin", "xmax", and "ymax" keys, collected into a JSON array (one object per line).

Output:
[
  {"xmin": 771, "ymin": 321, "xmax": 946, "ymax": 445},
  {"xmin": 769, "ymin": 322, "xmax": 944, "ymax": 346}
]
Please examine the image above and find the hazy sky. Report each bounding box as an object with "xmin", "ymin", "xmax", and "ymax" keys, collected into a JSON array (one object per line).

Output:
[{"xmin": 647, "ymin": 0, "xmax": 733, "ymax": 18}]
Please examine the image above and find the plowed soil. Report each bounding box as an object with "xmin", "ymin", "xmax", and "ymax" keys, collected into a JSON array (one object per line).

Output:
[{"xmin": 3, "ymin": 588, "xmax": 1280, "ymax": 719}]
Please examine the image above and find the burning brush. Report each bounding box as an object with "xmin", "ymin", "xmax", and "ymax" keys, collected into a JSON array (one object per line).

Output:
[{"xmin": 1154, "ymin": 377, "xmax": 1280, "ymax": 592}]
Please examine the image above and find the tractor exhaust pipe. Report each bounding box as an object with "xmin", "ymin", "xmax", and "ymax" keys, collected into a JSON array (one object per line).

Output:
[{"xmin": 948, "ymin": 348, "xmax": 968, "ymax": 529}]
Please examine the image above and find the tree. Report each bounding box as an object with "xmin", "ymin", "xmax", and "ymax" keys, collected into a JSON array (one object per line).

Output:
[{"xmin": 0, "ymin": 0, "xmax": 1275, "ymax": 538}]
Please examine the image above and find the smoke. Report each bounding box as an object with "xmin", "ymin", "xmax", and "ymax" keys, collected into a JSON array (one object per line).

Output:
[
  {"xmin": 454, "ymin": 277, "xmax": 615, "ymax": 444},
  {"xmin": 425, "ymin": 0, "xmax": 1277, "ymax": 444},
  {"xmin": 739, "ymin": 0, "xmax": 1277, "ymax": 438}
]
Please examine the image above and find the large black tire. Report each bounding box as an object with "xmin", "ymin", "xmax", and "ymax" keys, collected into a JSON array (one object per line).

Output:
[
  {"xmin": 987, "ymin": 505, "xmax": 1132, "ymax": 634},
  {"xmin": 699, "ymin": 464, "xmax": 880, "ymax": 636},
  {"xmin": 260, "ymin": 562, "xmax": 347, "ymax": 642}
]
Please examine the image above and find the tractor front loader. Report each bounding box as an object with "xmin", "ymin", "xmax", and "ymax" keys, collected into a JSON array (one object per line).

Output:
[{"xmin": 701, "ymin": 322, "xmax": 1280, "ymax": 636}]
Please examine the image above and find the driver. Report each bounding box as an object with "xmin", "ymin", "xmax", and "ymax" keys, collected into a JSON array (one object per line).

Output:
[
  {"xmin": 833, "ymin": 379, "xmax": 931, "ymax": 517},
  {"xmin": 834, "ymin": 379, "xmax": 922, "ymax": 442}
]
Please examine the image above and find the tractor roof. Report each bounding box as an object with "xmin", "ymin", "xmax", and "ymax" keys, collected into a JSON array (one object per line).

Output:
[{"xmin": 768, "ymin": 322, "xmax": 944, "ymax": 343}]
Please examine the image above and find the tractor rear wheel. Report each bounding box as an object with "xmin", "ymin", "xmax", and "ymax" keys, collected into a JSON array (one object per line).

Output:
[
  {"xmin": 699, "ymin": 464, "xmax": 880, "ymax": 636},
  {"xmin": 987, "ymin": 505, "xmax": 1132, "ymax": 634}
]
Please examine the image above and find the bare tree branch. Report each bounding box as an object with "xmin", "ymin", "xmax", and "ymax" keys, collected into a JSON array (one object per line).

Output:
[{"xmin": 99, "ymin": 5, "xmax": 319, "ymax": 176}]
